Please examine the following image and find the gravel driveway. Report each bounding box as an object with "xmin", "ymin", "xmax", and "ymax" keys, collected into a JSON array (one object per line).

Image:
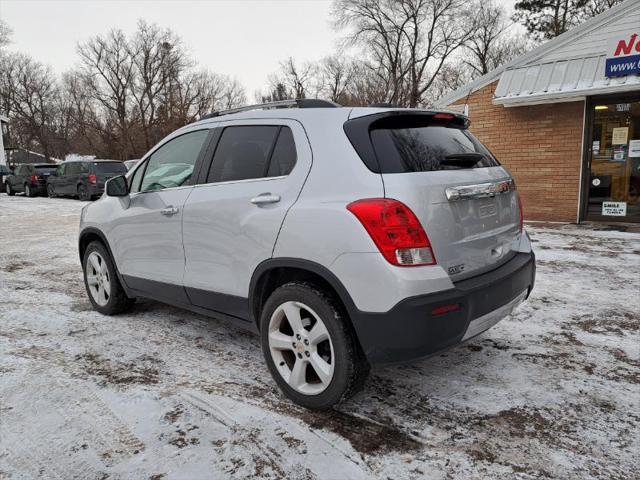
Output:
[{"xmin": 1, "ymin": 195, "xmax": 638, "ymax": 479}]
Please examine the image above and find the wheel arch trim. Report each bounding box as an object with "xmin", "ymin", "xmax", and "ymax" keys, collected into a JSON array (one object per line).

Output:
[
  {"xmin": 248, "ymin": 257, "xmax": 361, "ymax": 328},
  {"xmin": 78, "ymin": 227, "xmax": 130, "ymax": 294}
]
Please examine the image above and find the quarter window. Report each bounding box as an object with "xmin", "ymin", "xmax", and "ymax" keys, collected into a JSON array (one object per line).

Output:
[
  {"xmin": 267, "ymin": 127, "xmax": 297, "ymax": 177},
  {"xmin": 138, "ymin": 130, "xmax": 209, "ymax": 193}
]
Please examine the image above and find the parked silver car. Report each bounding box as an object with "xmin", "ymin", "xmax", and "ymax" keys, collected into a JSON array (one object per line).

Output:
[{"xmin": 78, "ymin": 99, "xmax": 535, "ymax": 409}]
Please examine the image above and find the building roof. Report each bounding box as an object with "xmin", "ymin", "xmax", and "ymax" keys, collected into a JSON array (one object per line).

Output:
[{"xmin": 435, "ymin": 0, "xmax": 640, "ymax": 108}]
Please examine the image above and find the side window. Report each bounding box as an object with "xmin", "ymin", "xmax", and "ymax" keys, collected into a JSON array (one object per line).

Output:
[
  {"xmin": 139, "ymin": 129, "xmax": 209, "ymax": 193},
  {"xmin": 207, "ymin": 126, "xmax": 279, "ymax": 183},
  {"xmin": 66, "ymin": 163, "xmax": 78, "ymax": 175},
  {"xmin": 57, "ymin": 164, "xmax": 66, "ymax": 176},
  {"xmin": 267, "ymin": 127, "xmax": 297, "ymax": 177}
]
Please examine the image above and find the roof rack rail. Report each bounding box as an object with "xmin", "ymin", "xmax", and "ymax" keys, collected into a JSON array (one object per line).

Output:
[{"xmin": 199, "ymin": 98, "xmax": 340, "ymax": 121}]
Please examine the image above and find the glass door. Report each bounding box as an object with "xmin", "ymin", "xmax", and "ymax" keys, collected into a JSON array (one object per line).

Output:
[{"xmin": 586, "ymin": 95, "xmax": 640, "ymax": 223}]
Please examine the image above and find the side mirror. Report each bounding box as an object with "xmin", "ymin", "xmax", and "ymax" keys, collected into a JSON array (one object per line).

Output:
[{"xmin": 106, "ymin": 175, "xmax": 129, "ymax": 197}]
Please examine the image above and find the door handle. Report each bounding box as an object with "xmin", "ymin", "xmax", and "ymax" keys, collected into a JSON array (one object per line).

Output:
[
  {"xmin": 160, "ymin": 206, "xmax": 179, "ymax": 216},
  {"xmin": 250, "ymin": 193, "xmax": 281, "ymax": 205}
]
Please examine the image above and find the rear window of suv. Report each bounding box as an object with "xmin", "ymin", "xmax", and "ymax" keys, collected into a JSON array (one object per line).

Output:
[
  {"xmin": 34, "ymin": 166, "xmax": 57, "ymax": 174},
  {"xmin": 345, "ymin": 113, "xmax": 500, "ymax": 173},
  {"xmin": 92, "ymin": 162, "xmax": 127, "ymax": 174}
]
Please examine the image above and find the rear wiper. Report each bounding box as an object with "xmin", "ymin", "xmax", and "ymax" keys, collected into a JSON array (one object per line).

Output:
[{"xmin": 441, "ymin": 153, "xmax": 486, "ymax": 168}]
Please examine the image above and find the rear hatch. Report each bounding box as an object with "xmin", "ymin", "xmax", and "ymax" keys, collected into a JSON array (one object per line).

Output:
[
  {"xmin": 345, "ymin": 111, "xmax": 521, "ymax": 280},
  {"xmin": 33, "ymin": 165, "xmax": 57, "ymax": 186},
  {"xmin": 92, "ymin": 162, "xmax": 127, "ymax": 188}
]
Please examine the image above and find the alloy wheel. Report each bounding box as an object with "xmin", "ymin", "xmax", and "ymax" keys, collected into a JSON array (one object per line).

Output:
[
  {"xmin": 85, "ymin": 251, "xmax": 111, "ymax": 306},
  {"xmin": 268, "ymin": 301, "xmax": 335, "ymax": 395}
]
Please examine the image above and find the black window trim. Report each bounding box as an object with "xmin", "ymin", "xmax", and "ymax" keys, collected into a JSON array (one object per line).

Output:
[
  {"xmin": 129, "ymin": 128, "xmax": 214, "ymax": 195},
  {"xmin": 197, "ymin": 124, "xmax": 297, "ymax": 187}
]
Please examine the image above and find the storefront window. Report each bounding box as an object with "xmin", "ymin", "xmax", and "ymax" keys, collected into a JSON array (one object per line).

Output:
[{"xmin": 586, "ymin": 97, "xmax": 640, "ymax": 222}]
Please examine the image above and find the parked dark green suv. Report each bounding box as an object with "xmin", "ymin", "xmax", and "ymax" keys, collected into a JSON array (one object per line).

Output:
[
  {"xmin": 47, "ymin": 160, "xmax": 127, "ymax": 200},
  {"xmin": 4, "ymin": 163, "xmax": 58, "ymax": 197}
]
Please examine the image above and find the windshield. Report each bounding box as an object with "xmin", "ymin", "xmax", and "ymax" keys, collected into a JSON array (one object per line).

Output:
[{"xmin": 92, "ymin": 162, "xmax": 127, "ymax": 174}]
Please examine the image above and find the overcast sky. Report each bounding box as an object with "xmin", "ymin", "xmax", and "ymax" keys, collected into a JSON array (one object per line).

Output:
[{"xmin": 0, "ymin": 0, "xmax": 517, "ymax": 96}]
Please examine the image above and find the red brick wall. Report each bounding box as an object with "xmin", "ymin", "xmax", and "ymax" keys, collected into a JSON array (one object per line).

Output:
[{"xmin": 451, "ymin": 81, "xmax": 584, "ymax": 222}]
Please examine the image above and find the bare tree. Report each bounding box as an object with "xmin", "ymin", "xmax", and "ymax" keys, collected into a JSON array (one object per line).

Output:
[
  {"xmin": 0, "ymin": 19, "xmax": 12, "ymax": 49},
  {"xmin": 127, "ymin": 21, "xmax": 184, "ymax": 150},
  {"xmin": 586, "ymin": 0, "xmax": 624, "ymax": 16},
  {"xmin": 0, "ymin": 53, "xmax": 62, "ymax": 159},
  {"xmin": 258, "ymin": 82, "xmax": 290, "ymax": 103},
  {"xmin": 5, "ymin": 21, "xmax": 249, "ymax": 161},
  {"xmin": 333, "ymin": 0, "xmax": 477, "ymax": 107},
  {"xmin": 464, "ymin": 2, "xmax": 528, "ymax": 78},
  {"xmin": 269, "ymin": 57, "xmax": 319, "ymax": 99},
  {"xmin": 317, "ymin": 55, "xmax": 355, "ymax": 103},
  {"xmin": 77, "ymin": 29, "xmax": 136, "ymax": 159}
]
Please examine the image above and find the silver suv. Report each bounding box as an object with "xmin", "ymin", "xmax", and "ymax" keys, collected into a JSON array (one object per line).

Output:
[{"xmin": 79, "ymin": 99, "xmax": 535, "ymax": 410}]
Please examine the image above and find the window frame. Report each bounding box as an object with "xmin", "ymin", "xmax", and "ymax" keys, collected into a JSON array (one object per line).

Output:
[
  {"xmin": 128, "ymin": 128, "xmax": 214, "ymax": 196},
  {"xmin": 196, "ymin": 123, "xmax": 298, "ymax": 187}
]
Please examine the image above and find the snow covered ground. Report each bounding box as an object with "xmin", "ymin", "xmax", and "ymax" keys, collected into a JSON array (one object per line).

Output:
[{"xmin": 1, "ymin": 195, "xmax": 638, "ymax": 480}]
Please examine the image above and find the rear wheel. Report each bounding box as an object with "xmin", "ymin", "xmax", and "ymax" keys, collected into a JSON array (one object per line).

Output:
[
  {"xmin": 25, "ymin": 184, "xmax": 35, "ymax": 197},
  {"xmin": 47, "ymin": 184, "xmax": 56, "ymax": 198},
  {"xmin": 260, "ymin": 282, "xmax": 369, "ymax": 410},
  {"xmin": 78, "ymin": 184, "xmax": 91, "ymax": 201},
  {"xmin": 5, "ymin": 183, "xmax": 14, "ymax": 196},
  {"xmin": 82, "ymin": 241, "xmax": 134, "ymax": 315}
]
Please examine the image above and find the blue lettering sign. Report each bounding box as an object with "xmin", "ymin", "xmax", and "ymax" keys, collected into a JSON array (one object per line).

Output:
[{"xmin": 605, "ymin": 54, "xmax": 640, "ymax": 77}]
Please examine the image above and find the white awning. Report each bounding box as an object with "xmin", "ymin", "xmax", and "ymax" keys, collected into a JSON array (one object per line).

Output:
[{"xmin": 494, "ymin": 55, "xmax": 640, "ymax": 106}]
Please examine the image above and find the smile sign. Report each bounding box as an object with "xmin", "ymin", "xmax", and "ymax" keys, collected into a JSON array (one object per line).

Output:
[{"xmin": 605, "ymin": 32, "xmax": 640, "ymax": 77}]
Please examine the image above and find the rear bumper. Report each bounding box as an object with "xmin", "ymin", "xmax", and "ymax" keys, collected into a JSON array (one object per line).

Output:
[
  {"xmin": 350, "ymin": 251, "xmax": 536, "ymax": 364},
  {"xmin": 88, "ymin": 184, "xmax": 105, "ymax": 196},
  {"xmin": 31, "ymin": 183, "xmax": 47, "ymax": 194}
]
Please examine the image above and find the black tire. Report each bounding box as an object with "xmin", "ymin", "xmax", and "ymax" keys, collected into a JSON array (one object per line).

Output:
[
  {"xmin": 260, "ymin": 281, "xmax": 369, "ymax": 410},
  {"xmin": 78, "ymin": 184, "xmax": 91, "ymax": 201},
  {"xmin": 6, "ymin": 183, "xmax": 14, "ymax": 196},
  {"xmin": 47, "ymin": 184, "xmax": 56, "ymax": 198},
  {"xmin": 25, "ymin": 184, "xmax": 35, "ymax": 197},
  {"xmin": 82, "ymin": 241, "xmax": 134, "ymax": 315}
]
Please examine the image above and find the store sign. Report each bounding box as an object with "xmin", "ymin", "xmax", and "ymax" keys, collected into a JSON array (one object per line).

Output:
[
  {"xmin": 605, "ymin": 32, "xmax": 640, "ymax": 77},
  {"xmin": 602, "ymin": 202, "xmax": 627, "ymax": 216}
]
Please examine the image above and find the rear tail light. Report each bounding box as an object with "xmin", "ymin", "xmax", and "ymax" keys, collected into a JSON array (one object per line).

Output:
[
  {"xmin": 88, "ymin": 173, "xmax": 97, "ymax": 184},
  {"xmin": 347, "ymin": 198, "xmax": 436, "ymax": 267},
  {"xmin": 30, "ymin": 175, "xmax": 39, "ymax": 183}
]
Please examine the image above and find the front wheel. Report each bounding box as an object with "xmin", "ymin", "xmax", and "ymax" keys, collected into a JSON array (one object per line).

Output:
[
  {"xmin": 5, "ymin": 183, "xmax": 14, "ymax": 196},
  {"xmin": 260, "ymin": 282, "xmax": 369, "ymax": 410},
  {"xmin": 82, "ymin": 241, "xmax": 134, "ymax": 315}
]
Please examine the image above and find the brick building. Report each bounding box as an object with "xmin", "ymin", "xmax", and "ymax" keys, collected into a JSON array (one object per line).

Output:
[{"xmin": 436, "ymin": 0, "xmax": 640, "ymax": 223}]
